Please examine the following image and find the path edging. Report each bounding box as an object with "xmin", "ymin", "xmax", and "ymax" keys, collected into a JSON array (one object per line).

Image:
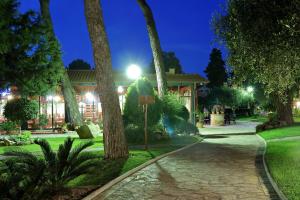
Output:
[
  {"xmin": 82, "ymin": 141, "xmax": 200, "ymax": 200},
  {"xmin": 257, "ymin": 134, "xmax": 288, "ymax": 200}
]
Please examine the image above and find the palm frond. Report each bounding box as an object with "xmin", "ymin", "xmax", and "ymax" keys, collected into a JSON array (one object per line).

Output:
[
  {"xmin": 67, "ymin": 140, "xmax": 94, "ymax": 163},
  {"xmin": 56, "ymin": 137, "xmax": 74, "ymax": 177},
  {"xmin": 34, "ymin": 138, "xmax": 56, "ymax": 168}
]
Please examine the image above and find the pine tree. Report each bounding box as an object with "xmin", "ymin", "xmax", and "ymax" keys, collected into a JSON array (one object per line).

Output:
[{"xmin": 204, "ymin": 48, "xmax": 227, "ymax": 88}]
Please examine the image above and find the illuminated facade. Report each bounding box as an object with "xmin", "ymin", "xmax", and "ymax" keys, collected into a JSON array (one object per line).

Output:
[{"xmin": 0, "ymin": 70, "xmax": 206, "ymax": 128}]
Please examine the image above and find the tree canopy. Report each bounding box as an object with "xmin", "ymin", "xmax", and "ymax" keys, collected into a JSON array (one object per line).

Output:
[
  {"xmin": 204, "ymin": 48, "xmax": 227, "ymax": 88},
  {"xmin": 68, "ymin": 59, "xmax": 91, "ymax": 70},
  {"xmin": 149, "ymin": 51, "xmax": 183, "ymax": 74},
  {"xmin": 213, "ymin": 0, "xmax": 300, "ymax": 99},
  {"xmin": 0, "ymin": 0, "xmax": 63, "ymax": 96}
]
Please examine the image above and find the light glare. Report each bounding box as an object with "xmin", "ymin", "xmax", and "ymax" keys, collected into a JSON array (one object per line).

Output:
[{"xmin": 126, "ymin": 64, "xmax": 142, "ymax": 80}]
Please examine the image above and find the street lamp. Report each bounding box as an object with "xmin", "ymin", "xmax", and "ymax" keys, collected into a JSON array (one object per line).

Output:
[
  {"xmin": 54, "ymin": 96, "xmax": 60, "ymax": 128},
  {"xmin": 126, "ymin": 64, "xmax": 142, "ymax": 80},
  {"xmin": 47, "ymin": 95, "xmax": 54, "ymax": 131}
]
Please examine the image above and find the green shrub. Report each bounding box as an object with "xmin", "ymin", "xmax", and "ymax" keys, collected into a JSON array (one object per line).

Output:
[
  {"xmin": 123, "ymin": 78, "xmax": 162, "ymax": 128},
  {"xmin": 125, "ymin": 123, "xmax": 169, "ymax": 144},
  {"xmin": 173, "ymin": 117, "xmax": 199, "ymax": 135},
  {"xmin": 38, "ymin": 114, "xmax": 48, "ymax": 128},
  {"xmin": 293, "ymin": 108, "xmax": 300, "ymax": 117},
  {"xmin": 162, "ymin": 92, "xmax": 190, "ymax": 122},
  {"xmin": 0, "ymin": 121, "xmax": 17, "ymax": 134},
  {"xmin": 7, "ymin": 131, "xmax": 32, "ymax": 146},
  {"xmin": 3, "ymin": 98, "xmax": 38, "ymax": 127}
]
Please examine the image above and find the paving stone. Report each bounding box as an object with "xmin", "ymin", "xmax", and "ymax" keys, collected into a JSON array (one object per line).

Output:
[{"xmin": 93, "ymin": 134, "xmax": 279, "ymax": 200}]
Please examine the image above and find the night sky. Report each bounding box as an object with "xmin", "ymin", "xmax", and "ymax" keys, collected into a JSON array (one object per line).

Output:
[{"xmin": 19, "ymin": 0, "xmax": 226, "ymax": 77}]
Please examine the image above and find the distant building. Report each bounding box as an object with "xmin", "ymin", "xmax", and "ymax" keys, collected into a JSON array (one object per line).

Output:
[{"xmin": 0, "ymin": 70, "xmax": 206, "ymax": 128}]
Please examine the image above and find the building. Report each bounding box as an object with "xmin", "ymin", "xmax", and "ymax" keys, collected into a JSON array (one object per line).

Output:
[{"xmin": 0, "ymin": 70, "xmax": 206, "ymax": 128}]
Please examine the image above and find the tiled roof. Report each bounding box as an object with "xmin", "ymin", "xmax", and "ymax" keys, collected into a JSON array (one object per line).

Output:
[{"xmin": 67, "ymin": 70, "xmax": 207, "ymax": 85}]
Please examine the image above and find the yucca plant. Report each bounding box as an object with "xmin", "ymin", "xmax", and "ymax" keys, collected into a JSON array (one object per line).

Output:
[{"xmin": 0, "ymin": 137, "xmax": 100, "ymax": 199}]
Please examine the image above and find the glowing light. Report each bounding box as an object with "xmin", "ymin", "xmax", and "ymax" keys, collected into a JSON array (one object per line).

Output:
[
  {"xmin": 85, "ymin": 92, "xmax": 94, "ymax": 101},
  {"xmin": 79, "ymin": 102, "xmax": 86, "ymax": 107},
  {"xmin": 247, "ymin": 86, "xmax": 254, "ymax": 93},
  {"xmin": 126, "ymin": 64, "xmax": 142, "ymax": 80},
  {"xmin": 117, "ymin": 86, "xmax": 124, "ymax": 93},
  {"xmin": 47, "ymin": 95, "xmax": 53, "ymax": 101},
  {"xmin": 296, "ymin": 101, "xmax": 300, "ymax": 108},
  {"xmin": 54, "ymin": 96, "xmax": 60, "ymax": 102},
  {"xmin": 7, "ymin": 95, "xmax": 13, "ymax": 100}
]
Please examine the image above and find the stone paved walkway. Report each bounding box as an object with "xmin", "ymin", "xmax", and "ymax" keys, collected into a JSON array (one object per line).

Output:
[
  {"xmin": 198, "ymin": 121, "xmax": 260, "ymax": 135},
  {"xmin": 91, "ymin": 134, "xmax": 279, "ymax": 200}
]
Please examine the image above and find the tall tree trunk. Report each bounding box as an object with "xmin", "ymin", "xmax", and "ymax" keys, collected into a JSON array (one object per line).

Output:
[
  {"xmin": 84, "ymin": 0, "xmax": 128, "ymax": 159},
  {"xmin": 39, "ymin": 0, "xmax": 83, "ymax": 126},
  {"xmin": 137, "ymin": 0, "xmax": 167, "ymax": 97},
  {"xmin": 276, "ymin": 93, "xmax": 294, "ymax": 125}
]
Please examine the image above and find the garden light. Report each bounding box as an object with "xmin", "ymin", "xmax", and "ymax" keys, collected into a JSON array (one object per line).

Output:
[
  {"xmin": 247, "ymin": 86, "xmax": 254, "ymax": 93},
  {"xmin": 126, "ymin": 64, "xmax": 142, "ymax": 80}
]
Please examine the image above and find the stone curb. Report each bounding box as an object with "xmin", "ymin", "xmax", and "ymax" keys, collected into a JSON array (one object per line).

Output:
[
  {"xmin": 256, "ymin": 134, "xmax": 288, "ymax": 200},
  {"xmin": 82, "ymin": 141, "xmax": 200, "ymax": 200}
]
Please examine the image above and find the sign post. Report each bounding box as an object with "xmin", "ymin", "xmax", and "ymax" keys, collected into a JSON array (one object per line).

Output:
[{"xmin": 139, "ymin": 95, "xmax": 155, "ymax": 150}]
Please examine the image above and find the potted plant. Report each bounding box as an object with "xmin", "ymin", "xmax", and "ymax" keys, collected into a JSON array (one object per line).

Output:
[{"xmin": 197, "ymin": 111, "xmax": 205, "ymax": 128}]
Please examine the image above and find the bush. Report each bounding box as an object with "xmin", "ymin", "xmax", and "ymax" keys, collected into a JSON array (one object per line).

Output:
[
  {"xmin": 3, "ymin": 98, "xmax": 38, "ymax": 128},
  {"xmin": 162, "ymin": 92, "xmax": 190, "ymax": 122},
  {"xmin": 293, "ymin": 108, "xmax": 300, "ymax": 117},
  {"xmin": 8, "ymin": 131, "xmax": 32, "ymax": 145},
  {"xmin": 123, "ymin": 78, "xmax": 162, "ymax": 128},
  {"xmin": 173, "ymin": 117, "xmax": 199, "ymax": 135},
  {"xmin": 0, "ymin": 121, "xmax": 17, "ymax": 134},
  {"xmin": 76, "ymin": 121, "xmax": 101, "ymax": 139},
  {"xmin": 38, "ymin": 114, "xmax": 48, "ymax": 128},
  {"xmin": 125, "ymin": 123, "xmax": 169, "ymax": 144}
]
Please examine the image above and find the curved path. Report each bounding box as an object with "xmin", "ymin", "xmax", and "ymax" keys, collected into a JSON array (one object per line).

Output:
[{"xmin": 90, "ymin": 134, "xmax": 280, "ymax": 200}]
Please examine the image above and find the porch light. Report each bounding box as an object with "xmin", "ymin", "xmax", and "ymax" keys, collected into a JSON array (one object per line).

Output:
[
  {"xmin": 117, "ymin": 86, "xmax": 124, "ymax": 93},
  {"xmin": 7, "ymin": 95, "xmax": 13, "ymax": 100},
  {"xmin": 54, "ymin": 96, "xmax": 60, "ymax": 102},
  {"xmin": 85, "ymin": 92, "xmax": 94, "ymax": 101},
  {"xmin": 126, "ymin": 64, "xmax": 142, "ymax": 80},
  {"xmin": 46, "ymin": 95, "xmax": 53, "ymax": 101}
]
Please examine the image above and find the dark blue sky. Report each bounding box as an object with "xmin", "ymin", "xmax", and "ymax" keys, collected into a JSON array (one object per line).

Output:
[{"xmin": 20, "ymin": 0, "xmax": 226, "ymax": 76}]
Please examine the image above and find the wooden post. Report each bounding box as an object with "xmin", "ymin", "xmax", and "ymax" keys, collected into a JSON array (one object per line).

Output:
[{"xmin": 144, "ymin": 104, "xmax": 148, "ymax": 150}]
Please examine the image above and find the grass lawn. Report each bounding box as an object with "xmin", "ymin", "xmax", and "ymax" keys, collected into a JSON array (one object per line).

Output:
[
  {"xmin": 0, "ymin": 136, "xmax": 103, "ymax": 154},
  {"xmin": 259, "ymin": 124, "xmax": 300, "ymax": 140},
  {"xmin": 69, "ymin": 135, "xmax": 201, "ymax": 187},
  {"xmin": 259, "ymin": 125, "xmax": 300, "ymax": 200},
  {"xmin": 0, "ymin": 134, "xmax": 200, "ymax": 188}
]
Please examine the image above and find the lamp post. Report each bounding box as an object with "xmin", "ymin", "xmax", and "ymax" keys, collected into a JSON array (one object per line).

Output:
[
  {"xmin": 79, "ymin": 102, "xmax": 85, "ymax": 119},
  {"xmin": 54, "ymin": 96, "xmax": 60, "ymax": 128},
  {"xmin": 47, "ymin": 95, "xmax": 54, "ymax": 131}
]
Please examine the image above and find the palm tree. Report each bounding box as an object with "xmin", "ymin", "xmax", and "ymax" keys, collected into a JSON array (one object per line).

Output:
[
  {"xmin": 137, "ymin": 0, "xmax": 168, "ymax": 97},
  {"xmin": 0, "ymin": 138, "xmax": 99, "ymax": 199},
  {"xmin": 84, "ymin": 0, "xmax": 128, "ymax": 159}
]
